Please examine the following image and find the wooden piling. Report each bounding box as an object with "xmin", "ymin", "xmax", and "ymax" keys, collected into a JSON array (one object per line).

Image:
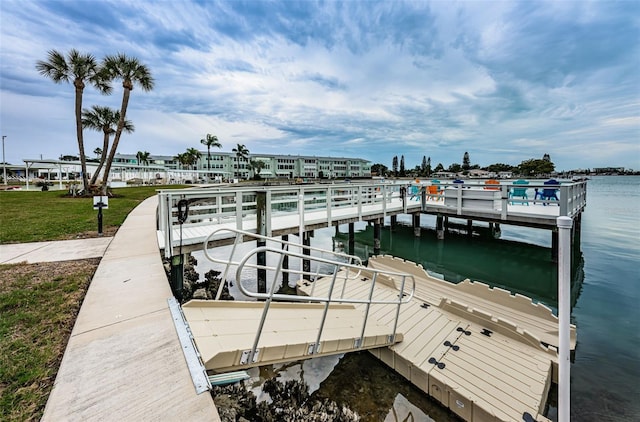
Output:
[
  {"xmin": 348, "ymin": 222, "xmax": 355, "ymax": 255},
  {"xmin": 413, "ymin": 213, "xmax": 421, "ymax": 237},
  {"xmin": 373, "ymin": 219, "xmax": 381, "ymax": 255},
  {"xmin": 436, "ymin": 214, "xmax": 444, "ymax": 240}
]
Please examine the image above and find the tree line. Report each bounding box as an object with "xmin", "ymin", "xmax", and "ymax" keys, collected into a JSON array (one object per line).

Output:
[{"xmin": 372, "ymin": 152, "xmax": 556, "ymax": 178}]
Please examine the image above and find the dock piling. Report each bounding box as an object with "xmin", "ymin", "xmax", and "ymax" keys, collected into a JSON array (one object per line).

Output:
[
  {"xmin": 373, "ymin": 219, "xmax": 381, "ymax": 255},
  {"xmin": 436, "ymin": 214, "xmax": 444, "ymax": 240},
  {"xmin": 413, "ymin": 213, "xmax": 421, "ymax": 237},
  {"xmin": 348, "ymin": 223, "xmax": 355, "ymax": 255}
]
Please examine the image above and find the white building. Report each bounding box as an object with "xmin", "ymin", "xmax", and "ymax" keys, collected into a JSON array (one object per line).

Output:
[{"xmin": 12, "ymin": 152, "xmax": 372, "ymax": 187}]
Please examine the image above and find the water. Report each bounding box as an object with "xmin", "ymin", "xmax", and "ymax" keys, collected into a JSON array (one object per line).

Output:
[{"xmin": 195, "ymin": 176, "xmax": 640, "ymax": 421}]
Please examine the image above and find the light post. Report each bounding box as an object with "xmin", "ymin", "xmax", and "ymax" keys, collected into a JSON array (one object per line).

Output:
[{"xmin": 2, "ymin": 135, "xmax": 6, "ymax": 185}]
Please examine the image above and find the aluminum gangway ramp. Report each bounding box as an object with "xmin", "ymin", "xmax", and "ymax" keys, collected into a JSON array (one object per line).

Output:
[
  {"xmin": 188, "ymin": 228, "xmax": 415, "ymax": 374},
  {"xmin": 182, "ymin": 300, "xmax": 404, "ymax": 372}
]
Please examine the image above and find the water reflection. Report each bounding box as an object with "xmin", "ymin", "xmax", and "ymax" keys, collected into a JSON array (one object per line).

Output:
[{"xmin": 335, "ymin": 221, "xmax": 585, "ymax": 311}]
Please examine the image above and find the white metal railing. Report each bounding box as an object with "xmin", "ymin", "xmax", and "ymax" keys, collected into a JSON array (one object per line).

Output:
[
  {"xmin": 202, "ymin": 227, "xmax": 364, "ymax": 300},
  {"xmin": 199, "ymin": 227, "xmax": 415, "ymax": 365},
  {"xmin": 158, "ymin": 182, "xmax": 406, "ymax": 257},
  {"xmin": 157, "ymin": 180, "xmax": 587, "ymax": 257}
]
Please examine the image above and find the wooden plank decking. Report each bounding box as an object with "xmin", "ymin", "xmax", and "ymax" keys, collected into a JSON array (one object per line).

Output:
[
  {"xmin": 297, "ymin": 267, "xmax": 557, "ymax": 422},
  {"xmin": 181, "ymin": 301, "xmax": 404, "ymax": 372}
]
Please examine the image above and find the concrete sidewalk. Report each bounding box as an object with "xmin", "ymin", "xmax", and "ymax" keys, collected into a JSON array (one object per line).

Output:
[
  {"xmin": 41, "ymin": 196, "xmax": 220, "ymax": 421},
  {"xmin": 0, "ymin": 237, "xmax": 113, "ymax": 264}
]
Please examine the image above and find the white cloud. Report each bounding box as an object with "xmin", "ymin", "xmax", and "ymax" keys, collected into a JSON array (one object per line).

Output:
[{"xmin": 1, "ymin": 0, "xmax": 638, "ymax": 171}]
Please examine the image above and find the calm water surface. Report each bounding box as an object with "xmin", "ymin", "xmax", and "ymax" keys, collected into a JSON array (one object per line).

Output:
[{"xmin": 195, "ymin": 176, "xmax": 640, "ymax": 421}]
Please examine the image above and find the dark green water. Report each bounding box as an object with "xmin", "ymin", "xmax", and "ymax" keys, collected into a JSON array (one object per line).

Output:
[{"xmin": 196, "ymin": 176, "xmax": 640, "ymax": 421}]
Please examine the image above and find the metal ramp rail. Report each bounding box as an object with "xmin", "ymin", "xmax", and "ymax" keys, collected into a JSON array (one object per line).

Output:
[{"xmin": 179, "ymin": 228, "xmax": 415, "ymax": 373}]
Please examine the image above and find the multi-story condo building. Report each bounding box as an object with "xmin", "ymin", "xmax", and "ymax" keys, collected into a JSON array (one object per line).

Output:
[
  {"xmin": 112, "ymin": 152, "xmax": 371, "ymax": 180},
  {"xmin": 14, "ymin": 152, "xmax": 371, "ymax": 187}
]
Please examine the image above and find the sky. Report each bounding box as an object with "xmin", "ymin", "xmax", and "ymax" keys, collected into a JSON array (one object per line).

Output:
[{"xmin": 0, "ymin": 0, "xmax": 639, "ymax": 172}]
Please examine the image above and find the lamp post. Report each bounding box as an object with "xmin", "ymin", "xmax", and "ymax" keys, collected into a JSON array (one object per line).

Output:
[{"xmin": 2, "ymin": 135, "xmax": 6, "ymax": 186}]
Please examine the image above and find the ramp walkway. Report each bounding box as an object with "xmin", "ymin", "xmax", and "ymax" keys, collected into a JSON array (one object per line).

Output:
[
  {"xmin": 183, "ymin": 301, "xmax": 403, "ymax": 372},
  {"xmin": 189, "ymin": 230, "xmax": 414, "ymax": 374}
]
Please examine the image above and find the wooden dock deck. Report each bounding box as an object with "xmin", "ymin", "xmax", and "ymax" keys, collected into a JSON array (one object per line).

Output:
[{"xmin": 297, "ymin": 264, "xmax": 559, "ymax": 422}]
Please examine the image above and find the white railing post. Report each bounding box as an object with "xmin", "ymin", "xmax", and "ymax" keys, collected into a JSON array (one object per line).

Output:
[
  {"xmin": 265, "ymin": 190, "xmax": 272, "ymax": 237},
  {"xmin": 557, "ymin": 216, "xmax": 573, "ymax": 422},
  {"xmin": 164, "ymin": 193, "xmax": 174, "ymax": 258},
  {"xmin": 326, "ymin": 187, "xmax": 332, "ymax": 226},
  {"xmin": 381, "ymin": 184, "xmax": 387, "ymax": 215},
  {"xmin": 500, "ymin": 185, "xmax": 508, "ymax": 220},
  {"xmin": 235, "ymin": 191, "xmax": 243, "ymax": 230},
  {"xmin": 298, "ymin": 189, "xmax": 305, "ymax": 268},
  {"xmin": 560, "ymin": 185, "xmax": 569, "ymax": 216},
  {"xmin": 357, "ymin": 185, "xmax": 363, "ymax": 220}
]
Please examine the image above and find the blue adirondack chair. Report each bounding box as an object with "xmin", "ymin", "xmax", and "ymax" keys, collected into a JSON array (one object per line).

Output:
[
  {"xmin": 409, "ymin": 184, "xmax": 421, "ymax": 201},
  {"xmin": 542, "ymin": 179, "xmax": 560, "ymax": 206},
  {"xmin": 509, "ymin": 179, "xmax": 529, "ymax": 205}
]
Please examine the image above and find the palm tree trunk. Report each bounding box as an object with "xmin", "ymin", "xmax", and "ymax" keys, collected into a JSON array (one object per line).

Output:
[
  {"xmin": 89, "ymin": 132, "xmax": 109, "ymax": 186},
  {"xmin": 101, "ymin": 87, "xmax": 131, "ymax": 192},
  {"xmin": 74, "ymin": 83, "xmax": 90, "ymax": 192}
]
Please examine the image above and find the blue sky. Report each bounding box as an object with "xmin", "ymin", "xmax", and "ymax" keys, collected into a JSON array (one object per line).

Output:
[{"xmin": 0, "ymin": 0, "xmax": 638, "ymax": 171}]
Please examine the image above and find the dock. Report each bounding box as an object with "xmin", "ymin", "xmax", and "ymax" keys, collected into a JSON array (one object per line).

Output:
[
  {"xmin": 179, "ymin": 227, "xmax": 566, "ymax": 421},
  {"xmin": 41, "ymin": 180, "xmax": 581, "ymax": 421},
  {"xmin": 296, "ymin": 261, "xmax": 560, "ymax": 422},
  {"xmin": 156, "ymin": 179, "xmax": 587, "ymax": 257}
]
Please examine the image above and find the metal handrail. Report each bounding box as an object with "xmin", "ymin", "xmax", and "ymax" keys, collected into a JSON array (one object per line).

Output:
[
  {"xmin": 234, "ymin": 245, "xmax": 416, "ymax": 365},
  {"xmin": 202, "ymin": 227, "xmax": 364, "ymax": 300}
]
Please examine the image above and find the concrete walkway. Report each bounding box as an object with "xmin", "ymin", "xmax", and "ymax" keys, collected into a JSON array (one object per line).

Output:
[
  {"xmin": 0, "ymin": 237, "xmax": 113, "ymax": 264},
  {"xmin": 40, "ymin": 196, "xmax": 220, "ymax": 421}
]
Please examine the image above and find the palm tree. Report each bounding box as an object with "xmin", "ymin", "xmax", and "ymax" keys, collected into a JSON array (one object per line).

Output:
[
  {"xmin": 185, "ymin": 147, "xmax": 202, "ymax": 170},
  {"xmin": 249, "ymin": 159, "xmax": 266, "ymax": 179},
  {"xmin": 36, "ymin": 49, "xmax": 112, "ymax": 192},
  {"xmin": 174, "ymin": 153, "xmax": 189, "ymax": 170},
  {"xmin": 136, "ymin": 150, "xmax": 151, "ymax": 183},
  {"xmin": 81, "ymin": 105, "xmax": 134, "ymax": 186},
  {"xmin": 232, "ymin": 143, "xmax": 249, "ymax": 178},
  {"xmin": 100, "ymin": 53, "xmax": 154, "ymax": 189},
  {"xmin": 200, "ymin": 134, "xmax": 221, "ymax": 172},
  {"xmin": 136, "ymin": 150, "xmax": 150, "ymax": 166},
  {"xmin": 94, "ymin": 147, "xmax": 102, "ymax": 158}
]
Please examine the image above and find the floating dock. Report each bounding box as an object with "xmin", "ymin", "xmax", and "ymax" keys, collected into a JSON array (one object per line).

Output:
[{"xmin": 296, "ymin": 257, "xmax": 564, "ymax": 422}]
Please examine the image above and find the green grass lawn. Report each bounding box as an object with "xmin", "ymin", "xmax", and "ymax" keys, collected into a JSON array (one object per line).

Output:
[
  {"xmin": 0, "ymin": 185, "xmax": 189, "ymax": 420},
  {"xmin": 0, "ymin": 259, "xmax": 99, "ymax": 421},
  {"xmin": 0, "ymin": 185, "xmax": 186, "ymax": 244}
]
